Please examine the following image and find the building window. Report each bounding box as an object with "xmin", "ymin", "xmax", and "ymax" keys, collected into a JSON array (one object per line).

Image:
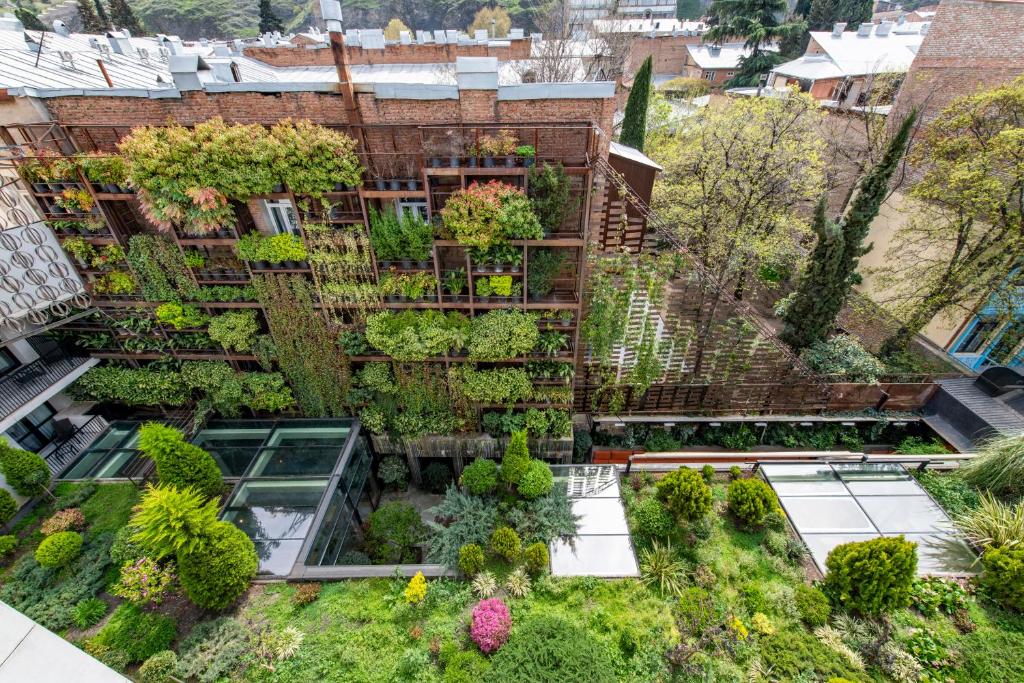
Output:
[
  {"xmin": 956, "ymin": 318, "xmax": 1000, "ymax": 354},
  {"xmin": 989, "ymin": 319, "xmax": 1024, "ymax": 366},
  {"xmin": 726, "ymin": 72, "xmax": 735, "ymax": 78},
  {"xmin": 6, "ymin": 402, "xmax": 58, "ymax": 452},
  {"xmin": 0, "ymin": 348, "xmax": 19, "ymax": 379},
  {"xmin": 703, "ymin": 71, "xmax": 715, "ymax": 81},
  {"xmin": 263, "ymin": 199, "xmax": 299, "ymax": 234},
  {"xmin": 396, "ymin": 200, "xmax": 428, "ymax": 223}
]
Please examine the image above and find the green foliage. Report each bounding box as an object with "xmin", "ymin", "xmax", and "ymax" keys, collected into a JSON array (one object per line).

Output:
[
  {"xmin": 953, "ymin": 492, "xmax": 1024, "ymax": 550},
  {"xmin": 369, "ymin": 207, "xmax": 433, "ymax": 261},
  {"xmin": 461, "ymin": 458, "xmax": 499, "ymax": 495},
  {"xmin": 138, "ymin": 423, "xmax": 223, "ymax": 498},
  {"xmin": 896, "ymin": 436, "xmax": 951, "ymax": 454},
  {"xmin": 823, "ymin": 536, "xmax": 918, "ymax": 616},
  {"xmin": 450, "ymin": 366, "xmax": 533, "ymax": 405},
  {"xmin": 0, "ymin": 488, "xmax": 16, "ymax": 525},
  {"xmin": 528, "ymin": 163, "xmax": 577, "ymax": 235},
  {"xmin": 71, "ymin": 366, "xmax": 190, "ymax": 406},
  {"xmin": 178, "ymin": 521, "xmax": 258, "ymax": 610},
  {"xmin": 88, "ymin": 603, "xmax": 176, "ymax": 664},
  {"xmin": 909, "ymin": 576, "xmax": 968, "ymax": 617},
  {"xmin": 365, "ymin": 502, "xmax": 426, "ymax": 564},
  {"xmin": 35, "ymin": 531, "xmax": 83, "ymax": 568},
  {"xmin": 727, "ymin": 478, "xmax": 780, "ymax": 527},
  {"xmin": 468, "ymin": 310, "xmax": 539, "ymax": 361},
  {"xmin": 706, "ymin": 0, "xmax": 802, "ymax": 86},
  {"xmin": 425, "ymin": 488, "xmax": 499, "ymax": 567},
  {"xmin": 962, "ymin": 434, "xmax": 1024, "ymax": 495},
  {"xmin": 631, "ymin": 496, "xmax": 674, "ymax": 539},
  {"xmin": 523, "ymin": 541, "xmax": 549, "ymax": 575},
  {"xmin": 980, "ymin": 545, "xmax": 1024, "ymax": 611},
  {"xmin": 108, "ymin": 0, "xmax": 145, "ymax": 35},
  {"xmin": 126, "ymin": 234, "xmax": 197, "ymax": 301},
  {"xmin": 14, "ymin": 6, "xmax": 45, "ymax": 30},
  {"xmin": 758, "ymin": 629, "xmax": 866, "ymax": 681},
  {"xmin": 700, "ymin": 464, "xmax": 715, "ymax": 482},
  {"xmin": 131, "ymin": 484, "xmax": 219, "ymax": 559},
  {"xmin": 458, "ymin": 543, "xmax": 486, "ymax": 576},
  {"xmin": 208, "ymin": 310, "xmax": 259, "ymax": 352},
  {"xmin": 621, "ymin": 57, "xmax": 652, "ymax": 152},
  {"xmin": 795, "ymin": 584, "xmax": 832, "ymax": 626},
  {"xmin": 485, "ymin": 614, "xmax": 616, "ymax": 683},
  {"xmin": 443, "ymin": 648, "xmax": 492, "ymax": 682},
  {"xmin": 639, "ymin": 541, "xmax": 687, "ymax": 596},
  {"xmin": 138, "ymin": 651, "xmax": 178, "ymax": 683},
  {"xmin": 501, "ymin": 431, "xmax": 531, "ymax": 485},
  {"xmin": 155, "ymin": 302, "xmax": 208, "ymax": 329},
  {"xmin": 423, "ymin": 462, "xmax": 453, "ymax": 494},
  {"xmin": 175, "ymin": 617, "xmax": 248, "ymax": 683},
  {"xmin": 0, "ymin": 442, "xmax": 50, "ymax": 496},
  {"xmin": 441, "ymin": 181, "xmax": 541, "ymax": 248},
  {"xmin": 517, "ymin": 460, "xmax": 554, "ymax": 500},
  {"xmin": 236, "ymin": 232, "xmax": 307, "ymax": 263},
  {"xmin": 72, "ymin": 597, "xmax": 108, "ymax": 628},
  {"xmin": 378, "ymin": 455, "xmax": 409, "ymax": 490},
  {"xmin": 0, "ymin": 534, "xmax": 16, "ymax": 558},
  {"xmin": 801, "ymin": 334, "xmax": 885, "ymax": 382},
  {"xmin": 365, "ymin": 310, "xmax": 469, "ymax": 361},
  {"xmin": 490, "ymin": 526, "xmax": 521, "ymax": 562},
  {"xmin": 655, "ymin": 467, "xmax": 712, "ymax": 521}
]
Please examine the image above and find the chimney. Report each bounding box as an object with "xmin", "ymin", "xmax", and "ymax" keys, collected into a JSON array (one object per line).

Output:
[
  {"xmin": 856, "ymin": 23, "xmax": 872, "ymax": 37},
  {"xmin": 168, "ymin": 54, "xmax": 210, "ymax": 90},
  {"xmin": 876, "ymin": 20, "xmax": 893, "ymax": 36},
  {"xmin": 106, "ymin": 30, "xmax": 133, "ymax": 55},
  {"xmin": 319, "ymin": 0, "xmax": 343, "ymax": 33},
  {"xmin": 53, "ymin": 20, "xmax": 70, "ymax": 37},
  {"xmin": 832, "ymin": 22, "xmax": 846, "ymax": 38}
]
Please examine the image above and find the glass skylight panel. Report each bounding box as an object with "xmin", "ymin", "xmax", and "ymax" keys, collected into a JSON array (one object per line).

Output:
[
  {"xmin": 858, "ymin": 495, "xmax": 954, "ymax": 534},
  {"xmin": 888, "ymin": 533, "xmax": 979, "ymax": 575},
  {"xmin": 779, "ymin": 496, "xmax": 875, "ymax": 533},
  {"xmin": 571, "ymin": 498, "xmax": 631, "ymax": 535},
  {"xmin": 550, "ymin": 535, "xmax": 639, "ymax": 577},
  {"xmin": 762, "ymin": 463, "xmax": 846, "ymax": 496},
  {"xmin": 801, "ymin": 533, "xmax": 877, "ymax": 572}
]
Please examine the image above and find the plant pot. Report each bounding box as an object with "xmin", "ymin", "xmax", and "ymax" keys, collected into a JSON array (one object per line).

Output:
[
  {"xmin": 483, "ymin": 156, "xmax": 496, "ymax": 168},
  {"xmin": 424, "ymin": 293, "xmax": 437, "ymax": 302},
  {"xmin": 379, "ymin": 260, "xmax": 395, "ymax": 269},
  {"xmin": 47, "ymin": 182, "xmax": 63, "ymax": 193},
  {"xmin": 32, "ymin": 183, "xmax": 48, "ymax": 193},
  {"xmin": 375, "ymin": 179, "xmax": 387, "ymax": 191},
  {"xmin": 254, "ymin": 260, "xmax": 270, "ymax": 270},
  {"xmin": 334, "ymin": 182, "xmax": 346, "ymax": 191},
  {"xmin": 406, "ymin": 179, "xmax": 419, "ymax": 191},
  {"xmin": 449, "ymin": 156, "xmax": 461, "ymax": 168},
  {"xmin": 400, "ymin": 259, "xmax": 413, "ymax": 269},
  {"xmin": 387, "ymin": 295, "xmax": 401, "ymax": 302},
  {"xmin": 416, "ymin": 260, "xmax": 431, "ymax": 269},
  {"xmin": 504, "ymin": 156, "xmax": 515, "ymax": 168},
  {"xmin": 510, "ymin": 265, "xmax": 521, "ymax": 273},
  {"xmin": 104, "ymin": 183, "xmax": 121, "ymax": 193},
  {"xmin": 388, "ymin": 179, "xmax": 402, "ymax": 191},
  {"xmin": 524, "ymin": 157, "xmax": 535, "ymax": 168},
  {"xmin": 50, "ymin": 206, "xmax": 66, "ymax": 216},
  {"xmin": 272, "ymin": 183, "xmax": 285, "ymax": 193},
  {"xmin": 430, "ymin": 158, "xmax": 443, "ymax": 168},
  {"xmin": 468, "ymin": 157, "xmax": 478, "ymax": 168}
]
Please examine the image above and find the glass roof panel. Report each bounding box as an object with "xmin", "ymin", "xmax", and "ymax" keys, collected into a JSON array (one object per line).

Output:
[
  {"xmin": 885, "ymin": 533, "xmax": 979, "ymax": 575},
  {"xmin": 832, "ymin": 462, "xmax": 913, "ymax": 481},
  {"xmin": 571, "ymin": 498, "xmax": 631, "ymax": 535},
  {"xmin": 779, "ymin": 496, "xmax": 876, "ymax": 533},
  {"xmin": 762, "ymin": 463, "xmax": 847, "ymax": 496},
  {"xmin": 801, "ymin": 533, "xmax": 878, "ymax": 572},
  {"xmin": 550, "ymin": 535, "xmax": 639, "ymax": 577},
  {"xmin": 858, "ymin": 495, "xmax": 954, "ymax": 534}
]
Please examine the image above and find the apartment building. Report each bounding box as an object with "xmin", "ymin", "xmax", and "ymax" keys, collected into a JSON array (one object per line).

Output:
[{"xmin": 682, "ymin": 43, "xmax": 763, "ymax": 85}]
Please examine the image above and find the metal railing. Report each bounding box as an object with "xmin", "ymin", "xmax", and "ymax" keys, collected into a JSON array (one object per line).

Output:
[
  {"xmin": 42, "ymin": 414, "xmax": 109, "ymax": 475},
  {"xmin": 0, "ymin": 347, "xmax": 92, "ymax": 422}
]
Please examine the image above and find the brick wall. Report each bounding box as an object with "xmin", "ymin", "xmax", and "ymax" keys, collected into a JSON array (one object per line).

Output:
[
  {"xmin": 242, "ymin": 38, "xmax": 532, "ymax": 68},
  {"xmin": 626, "ymin": 34, "xmax": 704, "ymax": 75},
  {"xmin": 891, "ymin": 0, "xmax": 1024, "ymax": 123}
]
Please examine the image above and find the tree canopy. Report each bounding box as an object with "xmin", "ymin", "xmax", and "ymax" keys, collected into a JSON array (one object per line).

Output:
[
  {"xmin": 705, "ymin": 0, "xmax": 807, "ymax": 86},
  {"xmin": 620, "ymin": 57, "xmax": 653, "ymax": 152}
]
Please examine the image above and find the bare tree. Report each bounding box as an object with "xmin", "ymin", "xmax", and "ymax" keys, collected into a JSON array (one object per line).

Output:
[{"xmin": 511, "ymin": 6, "xmax": 636, "ymax": 83}]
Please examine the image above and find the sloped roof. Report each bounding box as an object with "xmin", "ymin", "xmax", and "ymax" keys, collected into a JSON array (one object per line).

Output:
[
  {"xmin": 803, "ymin": 24, "xmax": 925, "ymax": 78},
  {"xmin": 609, "ymin": 141, "xmax": 663, "ymax": 171},
  {"xmin": 686, "ymin": 43, "xmax": 767, "ymax": 70}
]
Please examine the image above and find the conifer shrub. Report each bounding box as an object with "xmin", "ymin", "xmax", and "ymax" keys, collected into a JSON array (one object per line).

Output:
[
  {"xmin": 823, "ymin": 536, "xmax": 917, "ymax": 616},
  {"xmin": 460, "ymin": 458, "xmax": 499, "ymax": 495},
  {"xmin": 631, "ymin": 496, "xmax": 674, "ymax": 539},
  {"xmin": 523, "ymin": 541, "xmax": 549, "ymax": 576},
  {"xmin": 138, "ymin": 650, "xmax": 178, "ymax": 683},
  {"xmin": 0, "ymin": 534, "xmax": 16, "ymax": 558},
  {"xmin": 35, "ymin": 531, "xmax": 83, "ymax": 567},
  {"xmin": 517, "ymin": 459, "xmax": 554, "ymax": 499},
  {"xmin": 727, "ymin": 478, "xmax": 780, "ymax": 527},
  {"xmin": 655, "ymin": 467, "xmax": 712, "ymax": 522},
  {"xmin": 423, "ymin": 462, "xmax": 454, "ymax": 494},
  {"xmin": 0, "ymin": 489, "xmax": 16, "ymax": 525},
  {"xmin": 490, "ymin": 526, "xmax": 521, "ymax": 562},
  {"xmin": 979, "ymin": 545, "xmax": 1024, "ymax": 611},
  {"xmin": 175, "ymin": 617, "xmax": 248, "ymax": 682},
  {"xmin": 137, "ymin": 423, "xmax": 223, "ymax": 499},
  {"xmin": 794, "ymin": 584, "xmax": 831, "ymax": 627},
  {"xmin": 485, "ymin": 614, "xmax": 615, "ymax": 683},
  {"xmin": 501, "ymin": 431, "xmax": 531, "ymax": 485},
  {"xmin": 700, "ymin": 464, "xmax": 715, "ymax": 482},
  {"xmin": 0, "ymin": 443, "xmax": 49, "ymax": 496},
  {"xmin": 458, "ymin": 543, "xmax": 486, "ymax": 576},
  {"xmin": 178, "ymin": 522, "xmax": 258, "ymax": 610}
]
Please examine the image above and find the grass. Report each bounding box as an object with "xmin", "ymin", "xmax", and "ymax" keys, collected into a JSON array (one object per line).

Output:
[{"xmin": 80, "ymin": 483, "xmax": 139, "ymax": 534}]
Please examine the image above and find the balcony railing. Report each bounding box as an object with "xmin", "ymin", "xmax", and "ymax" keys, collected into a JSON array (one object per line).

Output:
[
  {"xmin": 0, "ymin": 347, "xmax": 93, "ymax": 423},
  {"xmin": 42, "ymin": 415, "xmax": 109, "ymax": 476}
]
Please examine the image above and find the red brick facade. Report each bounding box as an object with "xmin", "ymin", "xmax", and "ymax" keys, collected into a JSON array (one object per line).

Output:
[
  {"xmin": 242, "ymin": 38, "xmax": 532, "ymax": 68},
  {"xmin": 626, "ymin": 34, "xmax": 704, "ymax": 75}
]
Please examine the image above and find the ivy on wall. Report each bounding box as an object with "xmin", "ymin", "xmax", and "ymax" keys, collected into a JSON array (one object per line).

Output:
[{"xmin": 126, "ymin": 234, "xmax": 197, "ymax": 302}]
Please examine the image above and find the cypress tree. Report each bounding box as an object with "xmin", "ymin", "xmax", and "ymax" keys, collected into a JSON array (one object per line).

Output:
[
  {"xmin": 108, "ymin": 0, "xmax": 145, "ymax": 34},
  {"xmin": 76, "ymin": 0, "xmax": 106, "ymax": 32},
  {"xmin": 620, "ymin": 56, "xmax": 653, "ymax": 152},
  {"xmin": 15, "ymin": 5, "xmax": 46, "ymax": 31},
  {"xmin": 782, "ymin": 111, "xmax": 917, "ymax": 350},
  {"xmin": 92, "ymin": 0, "xmax": 110, "ymax": 28},
  {"xmin": 259, "ymin": 0, "xmax": 284, "ymax": 34}
]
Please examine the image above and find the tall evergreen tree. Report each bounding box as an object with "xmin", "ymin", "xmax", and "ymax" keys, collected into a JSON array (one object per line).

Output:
[
  {"xmin": 258, "ymin": 0, "xmax": 284, "ymax": 34},
  {"xmin": 807, "ymin": 0, "xmax": 873, "ymax": 30},
  {"xmin": 108, "ymin": 0, "xmax": 145, "ymax": 34},
  {"xmin": 620, "ymin": 56, "xmax": 652, "ymax": 152},
  {"xmin": 76, "ymin": 0, "xmax": 106, "ymax": 32},
  {"xmin": 93, "ymin": 0, "xmax": 110, "ymax": 28},
  {"xmin": 705, "ymin": 0, "xmax": 807, "ymax": 87},
  {"xmin": 14, "ymin": 4, "xmax": 46, "ymax": 31},
  {"xmin": 781, "ymin": 111, "xmax": 917, "ymax": 350}
]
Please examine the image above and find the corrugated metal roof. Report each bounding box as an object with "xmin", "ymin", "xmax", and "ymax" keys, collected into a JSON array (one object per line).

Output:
[
  {"xmin": 685, "ymin": 43, "xmax": 767, "ymax": 70},
  {"xmin": 806, "ymin": 25, "xmax": 924, "ymax": 77}
]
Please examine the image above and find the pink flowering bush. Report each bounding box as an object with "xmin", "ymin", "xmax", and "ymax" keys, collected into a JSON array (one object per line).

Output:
[
  {"xmin": 40, "ymin": 508, "xmax": 85, "ymax": 535},
  {"xmin": 112, "ymin": 557, "xmax": 175, "ymax": 606},
  {"xmin": 470, "ymin": 598, "xmax": 512, "ymax": 653}
]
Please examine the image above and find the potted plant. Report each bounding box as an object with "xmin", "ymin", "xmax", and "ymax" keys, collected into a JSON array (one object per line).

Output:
[
  {"xmin": 527, "ymin": 249, "xmax": 565, "ymax": 301},
  {"xmin": 498, "ymin": 129, "xmax": 518, "ymax": 167},
  {"xmin": 444, "ymin": 268, "xmax": 466, "ymax": 300},
  {"xmin": 56, "ymin": 187, "xmax": 95, "ymax": 215},
  {"xmin": 426, "ymin": 138, "xmax": 444, "ymax": 168},
  {"xmin": 183, "ymin": 250, "xmax": 206, "ymax": 269},
  {"xmin": 373, "ymin": 164, "xmax": 387, "ymax": 191},
  {"xmin": 559, "ymin": 310, "xmax": 573, "ymax": 327},
  {"xmin": 492, "ymin": 244, "xmax": 520, "ymax": 273},
  {"xmin": 445, "ymin": 129, "xmax": 464, "ymax": 168},
  {"xmin": 474, "ymin": 276, "xmax": 493, "ymax": 301},
  {"xmin": 91, "ymin": 244, "xmax": 125, "ymax": 270},
  {"xmin": 516, "ymin": 145, "xmax": 536, "ymax": 167},
  {"xmin": 61, "ymin": 236, "xmax": 95, "ymax": 266},
  {"xmin": 92, "ymin": 270, "xmax": 136, "ymax": 297},
  {"xmin": 477, "ymin": 134, "xmax": 499, "ymax": 168},
  {"xmin": 48, "ymin": 200, "xmax": 67, "ymax": 216},
  {"xmin": 490, "ymin": 275, "xmax": 513, "ymax": 303},
  {"xmin": 379, "ymin": 272, "xmax": 401, "ymax": 302},
  {"xmin": 79, "ymin": 153, "xmax": 129, "ymax": 193},
  {"xmin": 18, "ymin": 157, "xmax": 51, "ymax": 193},
  {"xmin": 404, "ymin": 160, "xmax": 419, "ymax": 191}
]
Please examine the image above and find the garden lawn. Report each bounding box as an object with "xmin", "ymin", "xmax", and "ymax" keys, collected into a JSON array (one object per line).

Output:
[{"xmin": 80, "ymin": 483, "xmax": 139, "ymax": 534}]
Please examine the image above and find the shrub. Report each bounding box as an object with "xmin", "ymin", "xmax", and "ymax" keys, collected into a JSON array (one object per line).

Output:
[
  {"xmin": 915, "ymin": 470, "xmax": 980, "ymax": 516},
  {"xmin": 88, "ymin": 603, "xmax": 176, "ymax": 663},
  {"xmin": 250, "ymin": 625, "xmax": 304, "ymax": 669},
  {"xmin": 517, "ymin": 459, "xmax": 554, "ymax": 499},
  {"xmin": 472, "ymin": 571, "xmax": 498, "ymax": 598},
  {"xmin": 0, "ymin": 489, "xmax": 16, "ymax": 525},
  {"xmin": 40, "ymin": 508, "xmax": 85, "ymax": 535},
  {"xmin": 405, "ymin": 571, "xmax": 428, "ymax": 605},
  {"xmin": 728, "ymin": 465, "xmax": 743, "ymax": 481},
  {"xmin": 468, "ymin": 310, "xmax": 539, "ymax": 361},
  {"xmin": 423, "ymin": 462, "xmax": 454, "ymax": 494},
  {"xmin": 378, "ymin": 455, "xmax": 409, "ymax": 490},
  {"xmin": 961, "ymin": 434, "xmax": 1024, "ymax": 495},
  {"xmin": 505, "ymin": 568, "xmax": 532, "ymax": 598},
  {"xmin": 523, "ymin": 541, "xmax": 549, "ymax": 576},
  {"xmin": 443, "ymin": 648, "xmax": 492, "ymax": 682},
  {"xmin": 801, "ymin": 334, "xmax": 885, "ymax": 383},
  {"xmin": 910, "ymin": 576, "xmax": 969, "ymax": 617},
  {"xmin": 138, "ymin": 650, "xmax": 178, "ymax": 683},
  {"xmin": 137, "ymin": 423, "xmax": 223, "ymax": 499},
  {"xmin": 631, "ymin": 497, "xmax": 674, "ymax": 539},
  {"xmin": 954, "ymin": 492, "xmax": 1024, "ymax": 550},
  {"xmin": 980, "ymin": 545, "xmax": 1024, "ymax": 611},
  {"xmin": 823, "ymin": 536, "xmax": 917, "ymax": 616},
  {"xmin": 292, "ymin": 582, "xmax": 322, "ymax": 606},
  {"xmin": 500, "ymin": 431, "xmax": 531, "ymax": 485},
  {"xmin": 0, "ymin": 443, "xmax": 50, "ymax": 496},
  {"xmin": 424, "ymin": 488, "xmax": 500, "ymax": 567},
  {"xmin": 471, "ymin": 598, "xmax": 512, "ymax": 653},
  {"xmin": 110, "ymin": 525, "xmax": 146, "ymax": 567},
  {"xmin": 72, "ymin": 597, "xmax": 108, "ymax": 628},
  {"xmin": 485, "ymin": 614, "xmax": 615, "ymax": 683},
  {"xmin": 207, "ymin": 310, "xmax": 259, "ymax": 352},
  {"xmin": 491, "ymin": 526, "xmax": 521, "ymax": 562},
  {"xmin": 461, "ymin": 458, "xmax": 499, "ymax": 495},
  {"xmin": 655, "ymin": 467, "xmax": 712, "ymax": 522},
  {"xmin": 178, "ymin": 522, "xmax": 258, "ymax": 610},
  {"xmin": 727, "ymin": 478, "xmax": 780, "ymax": 527},
  {"xmin": 700, "ymin": 464, "xmax": 715, "ymax": 482},
  {"xmin": 365, "ymin": 502, "xmax": 426, "ymax": 564},
  {"xmin": 795, "ymin": 584, "xmax": 831, "ymax": 626},
  {"xmin": 35, "ymin": 531, "xmax": 83, "ymax": 567},
  {"xmin": 458, "ymin": 543, "xmax": 486, "ymax": 576},
  {"xmin": 176, "ymin": 617, "xmax": 248, "ymax": 683},
  {"xmin": 131, "ymin": 484, "xmax": 219, "ymax": 558},
  {"xmin": 759, "ymin": 629, "xmax": 865, "ymax": 681},
  {"xmin": 112, "ymin": 556, "xmax": 175, "ymax": 605},
  {"xmin": 0, "ymin": 534, "xmax": 16, "ymax": 558},
  {"xmin": 639, "ymin": 541, "xmax": 686, "ymax": 596}
]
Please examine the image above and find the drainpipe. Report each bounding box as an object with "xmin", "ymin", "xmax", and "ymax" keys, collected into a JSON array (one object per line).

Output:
[{"xmin": 321, "ymin": 0, "xmax": 362, "ymax": 128}]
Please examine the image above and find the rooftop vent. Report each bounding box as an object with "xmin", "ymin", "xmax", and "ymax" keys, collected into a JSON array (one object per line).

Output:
[
  {"xmin": 136, "ymin": 47, "xmax": 150, "ymax": 63},
  {"xmin": 58, "ymin": 50, "xmax": 75, "ymax": 70},
  {"xmin": 399, "ymin": 30, "xmax": 411, "ymax": 45},
  {"xmin": 106, "ymin": 31, "xmax": 133, "ymax": 55},
  {"xmin": 832, "ymin": 22, "xmax": 846, "ymax": 38},
  {"xmin": 319, "ymin": 0, "xmax": 342, "ymax": 32},
  {"xmin": 52, "ymin": 20, "xmax": 70, "ymax": 37},
  {"xmin": 876, "ymin": 20, "xmax": 894, "ymax": 37},
  {"xmin": 0, "ymin": 15, "xmax": 23, "ymax": 32},
  {"xmin": 856, "ymin": 23, "xmax": 872, "ymax": 37}
]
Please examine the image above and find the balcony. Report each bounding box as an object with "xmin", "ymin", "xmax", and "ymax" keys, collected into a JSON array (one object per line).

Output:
[{"xmin": 0, "ymin": 348, "xmax": 98, "ymax": 427}]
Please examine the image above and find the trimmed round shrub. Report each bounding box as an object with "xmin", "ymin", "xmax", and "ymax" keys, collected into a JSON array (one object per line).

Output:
[
  {"xmin": 138, "ymin": 650, "xmax": 178, "ymax": 683},
  {"xmin": 378, "ymin": 455, "xmax": 409, "ymax": 490},
  {"xmin": 40, "ymin": 508, "xmax": 85, "ymax": 535},
  {"xmin": 443, "ymin": 648, "xmax": 492, "ymax": 682},
  {"xmin": 980, "ymin": 545, "xmax": 1024, "ymax": 611},
  {"xmin": 491, "ymin": 526, "xmax": 521, "ymax": 562},
  {"xmin": 178, "ymin": 522, "xmax": 258, "ymax": 610},
  {"xmin": 459, "ymin": 543, "xmax": 486, "ymax": 577},
  {"xmin": 88, "ymin": 603, "xmax": 176, "ymax": 663},
  {"xmin": 0, "ymin": 444, "xmax": 50, "ymax": 496},
  {"xmin": 365, "ymin": 502, "xmax": 426, "ymax": 564},
  {"xmin": 631, "ymin": 497, "xmax": 674, "ymax": 539},
  {"xmin": 35, "ymin": 530, "xmax": 83, "ymax": 568},
  {"xmin": 655, "ymin": 467, "xmax": 712, "ymax": 522},
  {"xmin": 517, "ymin": 460, "xmax": 553, "ymax": 500},
  {"xmin": 472, "ymin": 598, "xmax": 512, "ymax": 653},
  {"xmin": 823, "ymin": 536, "xmax": 917, "ymax": 616},
  {"xmin": 0, "ymin": 488, "xmax": 17, "ymax": 525},
  {"xmin": 0, "ymin": 534, "xmax": 16, "ymax": 558},
  {"xmin": 485, "ymin": 614, "xmax": 615, "ymax": 683},
  {"xmin": 700, "ymin": 464, "xmax": 715, "ymax": 482},
  {"xmin": 501, "ymin": 431, "xmax": 531, "ymax": 485},
  {"xmin": 137, "ymin": 423, "xmax": 223, "ymax": 499},
  {"xmin": 523, "ymin": 541, "xmax": 549, "ymax": 576},
  {"xmin": 728, "ymin": 465, "xmax": 743, "ymax": 481},
  {"xmin": 727, "ymin": 478, "xmax": 779, "ymax": 527},
  {"xmin": 292, "ymin": 582, "xmax": 322, "ymax": 606},
  {"xmin": 72, "ymin": 597, "xmax": 108, "ymax": 629},
  {"xmin": 461, "ymin": 458, "xmax": 499, "ymax": 495},
  {"xmin": 423, "ymin": 462, "xmax": 454, "ymax": 494},
  {"xmin": 795, "ymin": 584, "xmax": 831, "ymax": 626}
]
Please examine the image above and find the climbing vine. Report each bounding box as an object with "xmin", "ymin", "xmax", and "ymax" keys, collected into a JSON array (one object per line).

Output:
[{"xmin": 125, "ymin": 234, "xmax": 197, "ymax": 302}]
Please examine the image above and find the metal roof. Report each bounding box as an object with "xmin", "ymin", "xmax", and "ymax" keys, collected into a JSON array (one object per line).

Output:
[
  {"xmin": 609, "ymin": 141, "xmax": 663, "ymax": 171},
  {"xmin": 685, "ymin": 42, "xmax": 765, "ymax": 70}
]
